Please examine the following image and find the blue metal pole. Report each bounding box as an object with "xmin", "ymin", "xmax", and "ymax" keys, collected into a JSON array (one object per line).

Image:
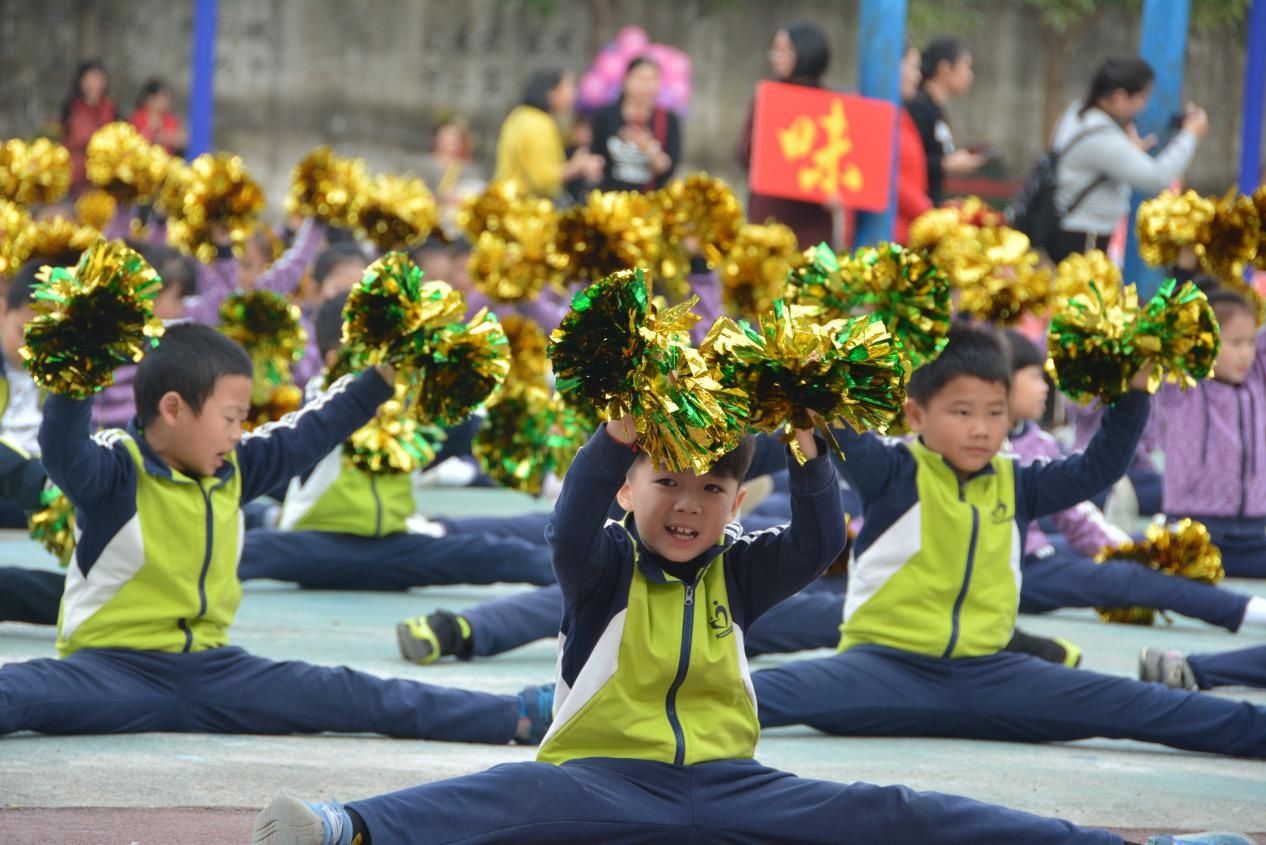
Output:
[
  {"xmin": 1238, "ymin": 0, "xmax": 1266, "ymax": 196},
  {"xmin": 1123, "ymin": 0, "xmax": 1189, "ymax": 297},
  {"xmin": 852, "ymin": 0, "xmax": 907, "ymax": 248},
  {"xmin": 187, "ymin": 0, "xmax": 218, "ymax": 158}
]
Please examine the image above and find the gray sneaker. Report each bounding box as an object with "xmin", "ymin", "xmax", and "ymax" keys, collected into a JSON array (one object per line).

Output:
[
  {"xmin": 1145, "ymin": 834, "xmax": 1255, "ymax": 845},
  {"xmin": 1139, "ymin": 647, "xmax": 1199, "ymax": 691}
]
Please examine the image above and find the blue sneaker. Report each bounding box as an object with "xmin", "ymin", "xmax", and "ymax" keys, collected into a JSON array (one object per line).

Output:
[
  {"xmin": 1145, "ymin": 834, "xmax": 1254, "ymax": 845},
  {"xmin": 515, "ymin": 682, "xmax": 556, "ymax": 745},
  {"xmin": 252, "ymin": 795, "xmax": 356, "ymax": 845}
]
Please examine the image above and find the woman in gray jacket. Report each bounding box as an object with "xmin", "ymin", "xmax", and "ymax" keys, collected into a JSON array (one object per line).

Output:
[{"xmin": 1049, "ymin": 57, "xmax": 1208, "ymax": 262}]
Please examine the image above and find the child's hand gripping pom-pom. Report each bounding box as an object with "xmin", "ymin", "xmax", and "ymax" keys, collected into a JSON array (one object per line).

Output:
[
  {"xmin": 343, "ymin": 380, "xmax": 443, "ymax": 475},
  {"xmin": 1094, "ymin": 519, "xmax": 1224, "ymax": 625},
  {"xmin": 549, "ymin": 268, "xmax": 748, "ymax": 473},
  {"xmin": 474, "ymin": 383, "xmax": 586, "ymax": 494},
  {"xmin": 286, "ymin": 146, "xmax": 368, "ymax": 230},
  {"xmin": 407, "ymin": 308, "xmax": 510, "ymax": 427},
  {"xmin": 702, "ymin": 301, "xmax": 907, "ymax": 464},
  {"xmin": 20, "ymin": 239, "xmax": 163, "ymax": 399},
  {"xmin": 29, "ymin": 485, "xmax": 75, "ymax": 567},
  {"xmin": 217, "ymin": 290, "xmax": 309, "ymax": 429},
  {"xmin": 341, "ymin": 252, "xmax": 465, "ymax": 369}
]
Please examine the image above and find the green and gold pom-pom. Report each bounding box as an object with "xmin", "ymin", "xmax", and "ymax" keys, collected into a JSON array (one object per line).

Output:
[
  {"xmin": 1055, "ymin": 250, "xmax": 1121, "ymax": 300},
  {"xmin": 1131, "ymin": 278, "xmax": 1220, "ymax": 393},
  {"xmin": 244, "ymin": 382, "xmax": 304, "ymax": 431},
  {"xmin": 29, "ymin": 485, "xmax": 75, "ymax": 567},
  {"xmin": 702, "ymin": 302, "xmax": 906, "ymax": 462},
  {"xmin": 286, "ymin": 147, "xmax": 368, "ymax": 229},
  {"xmin": 408, "ymin": 308, "xmax": 509, "ymax": 426},
  {"xmin": 474, "ymin": 383, "xmax": 586, "ymax": 493},
  {"xmin": 1137, "ymin": 189, "xmax": 1217, "ymax": 268},
  {"xmin": 552, "ymin": 190, "xmax": 664, "ymax": 286},
  {"xmin": 344, "ymin": 380, "xmax": 442, "ymax": 474},
  {"xmin": 20, "ymin": 240, "xmax": 163, "ymax": 398},
  {"xmin": 342, "ymin": 252, "xmax": 465, "ymax": 368},
  {"xmin": 655, "ymin": 173, "xmax": 744, "ymax": 281},
  {"xmin": 166, "ymin": 152, "xmax": 265, "ymax": 263},
  {"xmin": 837, "ymin": 243, "xmax": 952, "ymax": 369},
  {"xmin": 353, "ymin": 173, "xmax": 438, "ymax": 252},
  {"xmin": 0, "ymin": 198, "xmax": 34, "ymax": 276},
  {"xmin": 1095, "ymin": 519, "xmax": 1224, "ymax": 625},
  {"xmin": 719, "ymin": 222, "xmax": 802, "ymax": 318},
  {"xmin": 955, "ymin": 226, "xmax": 1052, "ymax": 325},
  {"xmin": 786, "ymin": 242, "xmax": 847, "ymax": 315},
  {"xmin": 499, "ymin": 313, "xmax": 549, "ymax": 390},
  {"xmin": 85, "ymin": 123, "xmax": 169, "ymax": 205},
  {"xmin": 0, "ymin": 138, "xmax": 72, "ymax": 206},
  {"xmin": 218, "ymin": 289, "xmax": 308, "ymax": 411}
]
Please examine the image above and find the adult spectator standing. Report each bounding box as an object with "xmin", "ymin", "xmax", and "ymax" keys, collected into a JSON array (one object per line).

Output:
[
  {"xmin": 906, "ymin": 37, "xmax": 984, "ymax": 206},
  {"xmin": 129, "ymin": 78, "xmax": 188, "ymax": 156},
  {"xmin": 61, "ymin": 60, "xmax": 116, "ymax": 197},
  {"xmin": 590, "ymin": 57, "xmax": 681, "ymax": 192},
  {"xmin": 418, "ymin": 118, "xmax": 486, "ymax": 242},
  {"xmin": 894, "ymin": 44, "xmax": 932, "ymax": 243},
  {"xmin": 494, "ymin": 68, "xmax": 603, "ymax": 200},
  {"xmin": 735, "ymin": 20, "xmax": 836, "ymax": 248},
  {"xmin": 1047, "ymin": 56, "xmax": 1208, "ymax": 262}
]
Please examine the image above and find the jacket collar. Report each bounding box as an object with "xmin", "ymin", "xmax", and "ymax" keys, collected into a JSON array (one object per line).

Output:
[
  {"xmin": 126, "ymin": 417, "xmax": 236, "ymax": 487},
  {"xmin": 622, "ymin": 516, "xmax": 737, "ymax": 584},
  {"xmin": 910, "ymin": 437, "xmax": 998, "ymax": 483}
]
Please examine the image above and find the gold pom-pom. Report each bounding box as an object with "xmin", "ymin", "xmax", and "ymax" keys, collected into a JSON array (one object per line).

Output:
[
  {"xmin": 1055, "ymin": 249, "xmax": 1122, "ymax": 300},
  {"xmin": 0, "ymin": 138, "xmax": 72, "ymax": 206},
  {"xmin": 10, "ymin": 216, "xmax": 100, "ymax": 266},
  {"xmin": 74, "ymin": 189, "xmax": 118, "ymax": 231},
  {"xmin": 719, "ymin": 222, "xmax": 802, "ymax": 318},
  {"xmin": 1195, "ymin": 191, "xmax": 1261, "ymax": 286},
  {"xmin": 459, "ymin": 180, "xmax": 533, "ymax": 240},
  {"xmin": 244, "ymin": 382, "xmax": 304, "ymax": 431},
  {"xmin": 353, "ymin": 173, "xmax": 438, "ymax": 252},
  {"xmin": 154, "ymin": 156, "xmax": 191, "ymax": 220},
  {"xmin": 85, "ymin": 122, "xmax": 169, "ymax": 205},
  {"xmin": 955, "ymin": 227, "xmax": 1052, "ymax": 325},
  {"xmin": 1254, "ymin": 186, "xmax": 1266, "ymax": 272},
  {"xmin": 1131, "ymin": 278, "xmax": 1221, "ymax": 394},
  {"xmin": 0, "ymin": 199, "xmax": 33, "ymax": 276},
  {"xmin": 408, "ymin": 308, "xmax": 510, "ymax": 426},
  {"xmin": 467, "ymin": 198, "xmax": 562, "ymax": 303},
  {"xmin": 19, "ymin": 240, "xmax": 164, "ymax": 398},
  {"xmin": 29, "ymin": 485, "xmax": 76, "ymax": 566},
  {"xmin": 286, "ymin": 147, "xmax": 368, "ymax": 229},
  {"xmin": 342, "ymin": 252, "xmax": 465, "ymax": 368},
  {"xmin": 1136, "ymin": 189, "xmax": 1217, "ymax": 267},
  {"xmin": 944, "ymin": 195, "xmax": 1004, "ymax": 228},
  {"xmin": 344, "ymin": 380, "xmax": 441, "ymax": 475},
  {"xmin": 167, "ymin": 153, "xmax": 265, "ymax": 263},
  {"xmin": 1094, "ymin": 519, "xmax": 1224, "ymax": 625},
  {"xmin": 656, "ymin": 173, "xmax": 744, "ymax": 281},
  {"xmin": 907, "ymin": 208, "xmax": 964, "ymax": 253},
  {"xmin": 553, "ymin": 190, "xmax": 664, "ymax": 286},
  {"xmin": 217, "ymin": 289, "xmax": 308, "ymax": 403},
  {"xmin": 499, "ymin": 313, "xmax": 549, "ymax": 389},
  {"xmin": 474, "ymin": 383, "xmax": 586, "ymax": 493}
]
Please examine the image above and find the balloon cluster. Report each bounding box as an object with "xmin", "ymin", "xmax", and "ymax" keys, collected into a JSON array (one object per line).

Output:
[{"xmin": 577, "ymin": 25, "xmax": 692, "ymax": 115}]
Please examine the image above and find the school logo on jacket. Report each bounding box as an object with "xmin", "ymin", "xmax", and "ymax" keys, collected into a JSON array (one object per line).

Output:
[
  {"xmin": 990, "ymin": 501, "xmax": 1012, "ymax": 524},
  {"xmin": 710, "ymin": 601, "xmax": 733, "ymax": 639}
]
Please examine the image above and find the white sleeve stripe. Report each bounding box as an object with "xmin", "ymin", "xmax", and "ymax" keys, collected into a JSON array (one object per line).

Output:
[{"xmin": 240, "ymin": 374, "xmax": 355, "ymax": 442}]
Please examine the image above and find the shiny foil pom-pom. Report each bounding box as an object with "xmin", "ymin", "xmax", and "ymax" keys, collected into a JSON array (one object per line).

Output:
[
  {"xmin": 1045, "ymin": 280, "xmax": 1140, "ymax": 405},
  {"xmin": 167, "ymin": 152, "xmax": 265, "ymax": 263},
  {"xmin": 655, "ymin": 173, "xmax": 744, "ymax": 282},
  {"xmin": 837, "ymin": 242, "xmax": 952, "ymax": 369},
  {"xmin": 10, "ymin": 216, "xmax": 100, "ymax": 266},
  {"xmin": 467, "ymin": 212, "xmax": 562, "ymax": 303},
  {"xmin": 353, "ymin": 173, "xmax": 438, "ymax": 252},
  {"xmin": 0, "ymin": 138, "xmax": 72, "ymax": 206},
  {"xmin": 85, "ymin": 123, "xmax": 169, "ymax": 204},
  {"xmin": 499, "ymin": 313, "xmax": 550, "ymax": 390},
  {"xmin": 1095, "ymin": 519, "xmax": 1224, "ymax": 625},
  {"xmin": 74, "ymin": 189, "xmax": 118, "ymax": 231},
  {"xmin": 28, "ymin": 485, "xmax": 76, "ymax": 567},
  {"xmin": 1136, "ymin": 189, "xmax": 1217, "ymax": 268},
  {"xmin": 1194, "ymin": 191, "xmax": 1261, "ymax": 286},
  {"xmin": 408, "ymin": 308, "xmax": 510, "ymax": 427},
  {"xmin": 344, "ymin": 380, "xmax": 442, "ymax": 475},
  {"xmin": 1132, "ymin": 278, "xmax": 1220, "ymax": 394},
  {"xmin": 955, "ymin": 226, "xmax": 1052, "ymax": 325},
  {"xmin": 341, "ymin": 252, "xmax": 464, "ymax": 368},
  {"xmin": 286, "ymin": 147, "xmax": 368, "ymax": 229},
  {"xmin": 19, "ymin": 240, "xmax": 164, "ymax": 398},
  {"xmin": 719, "ymin": 222, "xmax": 801, "ymax": 319},
  {"xmin": 217, "ymin": 289, "xmax": 309, "ymax": 406},
  {"xmin": 0, "ymin": 199, "xmax": 34, "ymax": 276},
  {"xmin": 552, "ymin": 190, "xmax": 663, "ymax": 285},
  {"xmin": 474, "ymin": 383, "xmax": 586, "ymax": 494},
  {"xmin": 1055, "ymin": 250, "xmax": 1122, "ymax": 300}
]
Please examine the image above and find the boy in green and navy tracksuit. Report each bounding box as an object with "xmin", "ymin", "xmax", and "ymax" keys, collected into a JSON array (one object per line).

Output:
[
  {"xmin": 751, "ymin": 325, "xmax": 1266, "ymax": 760},
  {"xmin": 255, "ymin": 407, "xmax": 1170, "ymax": 844},
  {"xmin": 237, "ymin": 292, "xmax": 556, "ymax": 591},
  {"xmin": 0, "ymin": 323, "xmax": 551, "ymax": 743}
]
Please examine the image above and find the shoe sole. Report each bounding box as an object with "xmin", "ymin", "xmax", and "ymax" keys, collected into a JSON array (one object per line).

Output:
[
  {"xmin": 252, "ymin": 795, "xmax": 325, "ymax": 845},
  {"xmin": 396, "ymin": 622, "xmax": 437, "ymax": 665},
  {"xmin": 1138, "ymin": 647, "xmax": 1162, "ymax": 683}
]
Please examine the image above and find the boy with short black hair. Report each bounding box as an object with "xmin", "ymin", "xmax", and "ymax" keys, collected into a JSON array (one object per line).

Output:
[
  {"xmin": 253, "ymin": 395, "xmax": 1219, "ymax": 844},
  {"xmin": 748, "ymin": 324, "xmax": 1266, "ymax": 761},
  {"xmin": 0, "ymin": 322, "xmax": 551, "ymax": 744}
]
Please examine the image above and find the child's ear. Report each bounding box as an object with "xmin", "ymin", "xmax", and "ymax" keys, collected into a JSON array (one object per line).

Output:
[
  {"xmin": 729, "ymin": 486, "xmax": 747, "ymax": 521},
  {"xmin": 615, "ymin": 479, "xmax": 634, "ymax": 513},
  {"xmin": 157, "ymin": 391, "xmax": 184, "ymax": 424},
  {"xmin": 904, "ymin": 398, "xmax": 925, "ymax": 433}
]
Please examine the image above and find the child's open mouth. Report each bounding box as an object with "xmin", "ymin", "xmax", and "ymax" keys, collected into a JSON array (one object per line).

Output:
[{"xmin": 665, "ymin": 524, "xmax": 699, "ymax": 543}]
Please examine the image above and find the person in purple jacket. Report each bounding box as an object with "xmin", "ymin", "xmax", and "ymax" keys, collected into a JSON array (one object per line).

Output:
[
  {"xmin": 1151, "ymin": 289, "xmax": 1266, "ymax": 577},
  {"xmin": 1005, "ymin": 330, "xmax": 1266, "ymax": 631}
]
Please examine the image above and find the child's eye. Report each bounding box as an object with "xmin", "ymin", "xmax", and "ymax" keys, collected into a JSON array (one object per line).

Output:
[
  {"xmin": 705, "ymin": 484, "xmax": 724, "ymax": 494},
  {"xmin": 654, "ymin": 478, "xmax": 676, "ymax": 487}
]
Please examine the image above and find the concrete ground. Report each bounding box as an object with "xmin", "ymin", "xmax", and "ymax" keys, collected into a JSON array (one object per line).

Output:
[{"xmin": 2, "ymin": 488, "xmax": 1264, "ymax": 844}]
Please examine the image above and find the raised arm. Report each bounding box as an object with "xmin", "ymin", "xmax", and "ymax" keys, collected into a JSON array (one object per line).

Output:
[
  {"xmin": 183, "ymin": 256, "xmax": 240, "ymax": 325},
  {"xmin": 255, "ymin": 219, "xmax": 326, "ymax": 298},
  {"xmin": 38, "ymin": 394, "xmax": 133, "ymax": 512},
  {"xmin": 234, "ymin": 368, "xmax": 393, "ymax": 501},
  {"xmin": 830, "ymin": 424, "xmax": 903, "ymax": 505},
  {"xmin": 545, "ymin": 421, "xmax": 639, "ymax": 603}
]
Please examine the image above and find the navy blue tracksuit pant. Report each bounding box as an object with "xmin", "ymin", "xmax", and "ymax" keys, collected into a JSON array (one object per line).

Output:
[
  {"xmin": 753, "ymin": 644, "xmax": 1266, "ymax": 758},
  {"xmin": 348, "ymin": 756, "xmax": 1119, "ymax": 845},
  {"xmin": 1020, "ymin": 541, "xmax": 1249, "ymax": 630},
  {"xmin": 0, "ymin": 567, "xmax": 64, "ymax": 625},
  {"xmin": 0, "ymin": 646, "xmax": 518, "ymax": 741},
  {"xmin": 238, "ymin": 526, "xmax": 556, "ymax": 590},
  {"xmin": 1189, "ymin": 644, "xmax": 1266, "ymax": 690}
]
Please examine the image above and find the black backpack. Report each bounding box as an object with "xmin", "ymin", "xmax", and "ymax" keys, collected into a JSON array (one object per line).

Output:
[{"xmin": 1007, "ymin": 126, "xmax": 1109, "ymax": 251}]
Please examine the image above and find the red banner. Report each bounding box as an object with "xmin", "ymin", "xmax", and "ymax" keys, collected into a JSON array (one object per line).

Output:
[{"xmin": 750, "ymin": 82, "xmax": 897, "ymax": 211}]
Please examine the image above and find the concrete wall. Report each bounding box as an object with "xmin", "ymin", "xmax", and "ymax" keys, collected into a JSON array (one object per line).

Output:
[{"xmin": 0, "ymin": 0, "xmax": 1258, "ymax": 213}]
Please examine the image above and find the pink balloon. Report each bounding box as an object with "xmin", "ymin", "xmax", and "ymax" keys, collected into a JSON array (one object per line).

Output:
[
  {"xmin": 660, "ymin": 49, "xmax": 691, "ymax": 79},
  {"xmin": 663, "ymin": 78, "xmax": 691, "ymax": 106},
  {"xmin": 645, "ymin": 43, "xmax": 673, "ymax": 65},
  {"xmin": 615, "ymin": 26, "xmax": 649, "ymax": 56},
  {"xmin": 579, "ymin": 72, "xmax": 612, "ymax": 108},
  {"xmin": 595, "ymin": 51, "xmax": 626, "ymax": 82}
]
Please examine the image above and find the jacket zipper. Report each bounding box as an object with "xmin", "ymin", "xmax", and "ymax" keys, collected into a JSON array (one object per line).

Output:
[
  {"xmin": 943, "ymin": 484, "xmax": 979, "ymax": 658},
  {"xmin": 184, "ymin": 481, "xmax": 216, "ymax": 653},
  {"xmin": 665, "ymin": 581, "xmax": 696, "ymax": 766},
  {"xmin": 1237, "ymin": 390, "xmax": 1248, "ymax": 518},
  {"xmin": 371, "ymin": 475, "xmax": 383, "ymax": 537}
]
